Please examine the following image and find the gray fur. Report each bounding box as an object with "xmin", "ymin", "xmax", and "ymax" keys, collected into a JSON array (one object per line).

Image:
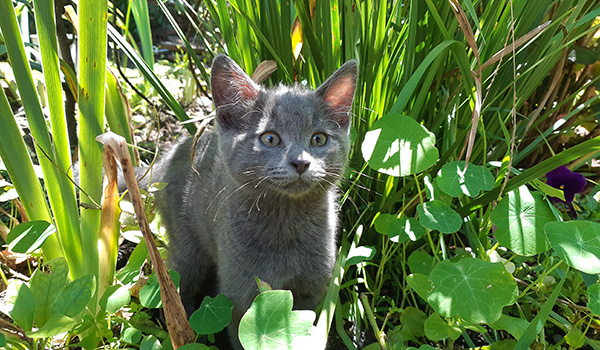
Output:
[{"xmin": 145, "ymin": 55, "xmax": 357, "ymax": 349}]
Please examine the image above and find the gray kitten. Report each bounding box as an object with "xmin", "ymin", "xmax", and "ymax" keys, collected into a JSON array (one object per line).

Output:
[{"xmin": 145, "ymin": 55, "xmax": 357, "ymax": 349}]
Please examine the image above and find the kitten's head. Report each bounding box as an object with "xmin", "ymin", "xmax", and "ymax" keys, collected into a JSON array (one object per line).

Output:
[{"xmin": 210, "ymin": 55, "xmax": 357, "ymax": 197}]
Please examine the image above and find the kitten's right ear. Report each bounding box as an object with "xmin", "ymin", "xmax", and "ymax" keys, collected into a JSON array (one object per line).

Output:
[{"xmin": 211, "ymin": 55, "xmax": 260, "ymax": 127}]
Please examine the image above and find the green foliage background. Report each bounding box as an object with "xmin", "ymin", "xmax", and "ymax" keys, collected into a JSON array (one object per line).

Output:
[{"xmin": 1, "ymin": 0, "xmax": 600, "ymax": 349}]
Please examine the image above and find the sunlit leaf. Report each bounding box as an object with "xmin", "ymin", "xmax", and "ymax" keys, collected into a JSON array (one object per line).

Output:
[
  {"xmin": 345, "ymin": 243, "xmax": 376, "ymax": 267},
  {"xmin": 5, "ymin": 281, "xmax": 36, "ymax": 332},
  {"xmin": 239, "ymin": 290, "xmax": 315, "ymax": 350},
  {"xmin": 417, "ymin": 200, "xmax": 462, "ymax": 233},
  {"xmin": 362, "ymin": 114, "xmax": 439, "ymax": 177},
  {"xmin": 7, "ymin": 220, "xmax": 56, "ymax": 254},
  {"xmin": 26, "ymin": 314, "xmax": 74, "ymax": 338},
  {"xmin": 490, "ymin": 186, "xmax": 554, "ymax": 256},
  {"xmin": 428, "ymin": 259, "xmax": 518, "ymax": 323},
  {"xmin": 374, "ymin": 214, "xmax": 426, "ymax": 243},
  {"xmin": 544, "ymin": 221, "xmax": 600, "ymax": 274},
  {"xmin": 437, "ymin": 161, "xmax": 494, "ymax": 197}
]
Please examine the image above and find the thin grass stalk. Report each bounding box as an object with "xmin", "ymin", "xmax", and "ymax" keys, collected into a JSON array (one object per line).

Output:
[
  {"xmin": 155, "ymin": 0, "xmax": 210, "ymax": 85},
  {"xmin": 107, "ymin": 23, "xmax": 197, "ymax": 134}
]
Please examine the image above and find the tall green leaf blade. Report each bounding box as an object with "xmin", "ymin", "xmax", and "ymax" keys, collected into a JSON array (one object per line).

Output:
[
  {"xmin": 0, "ymin": 87, "xmax": 61, "ymax": 257},
  {"xmin": 33, "ymin": 0, "xmax": 84, "ymax": 272},
  {"xmin": 0, "ymin": 0, "xmax": 82, "ymax": 267},
  {"xmin": 78, "ymin": 0, "xmax": 108, "ymax": 287},
  {"xmin": 131, "ymin": 0, "xmax": 154, "ymax": 69}
]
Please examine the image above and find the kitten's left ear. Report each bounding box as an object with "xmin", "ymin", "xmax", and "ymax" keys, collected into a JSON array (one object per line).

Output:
[{"xmin": 316, "ymin": 60, "xmax": 358, "ymax": 125}]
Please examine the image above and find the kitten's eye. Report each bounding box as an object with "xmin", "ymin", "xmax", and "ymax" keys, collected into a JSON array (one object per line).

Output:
[
  {"xmin": 260, "ymin": 132, "xmax": 281, "ymax": 147},
  {"xmin": 311, "ymin": 133, "xmax": 328, "ymax": 147}
]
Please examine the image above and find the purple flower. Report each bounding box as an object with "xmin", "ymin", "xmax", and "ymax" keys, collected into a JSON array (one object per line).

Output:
[{"xmin": 546, "ymin": 165, "xmax": 586, "ymax": 202}]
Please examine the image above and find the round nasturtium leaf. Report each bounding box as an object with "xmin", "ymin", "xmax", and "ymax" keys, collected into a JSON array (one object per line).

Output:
[
  {"xmin": 428, "ymin": 259, "xmax": 518, "ymax": 324},
  {"xmin": 436, "ymin": 161, "xmax": 494, "ymax": 197},
  {"xmin": 490, "ymin": 186, "xmax": 554, "ymax": 256},
  {"xmin": 588, "ymin": 283, "xmax": 600, "ymax": 316},
  {"xmin": 417, "ymin": 200, "xmax": 462, "ymax": 234},
  {"xmin": 374, "ymin": 214, "xmax": 426, "ymax": 243},
  {"xmin": 361, "ymin": 113, "xmax": 439, "ymax": 177},
  {"xmin": 544, "ymin": 220, "xmax": 600, "ymax": 274},
  {"xmin": 189, "ymin": 294, "xmax": 233, "ymax": 335},
  {"xmin": 238, "ymin": 290, "xmax": 315, "ymax": 350}
]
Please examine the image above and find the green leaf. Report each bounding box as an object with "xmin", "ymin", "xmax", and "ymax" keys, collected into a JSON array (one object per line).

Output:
[
  {"xmin": 345, "ymin": 243, "xmax": 376, "ymax": 267},
  {"xmin": 436, "ymin": 161, "xmax": 495, "ymax": 197},
  {"xmin": 116, "ymin": 241, "xmax": 148, "ymax": 284},
  {"xmin": 140, "ymin": 335, "xmax": 161, "ymax": 350},
  {"xmin": 588, "ymin": 283, "xmax": 600, "ymax": 316},
  {"xmin": 374, "ymin": 214, "xmax": 426, "ymax": 243},
  {"xmin": 189, "ymin": 294, "xmax": 233, "ymax": 335},
  {"xmin": 400, "ymin": 307, "xmax": 427, "ymax": 338},
  {"xmin": 29, "ymin": 257, "xmax": 69, "ymax": 327},
  {"xmin": 490, "ymin": 186, "xmax": 554, "ymax": 256},
  {"xmin": 5, "ymin": 281, "xmax": 36, "ymax": 332},
  {"xmin": 139, "ymin": 270, "xmax": 180, "ymax": 308},
  {"xmin": 99, "ymin": 284, "xmax": 131, "ymax": 314},
  {"xmin": 545, "ymin": 221, "xmax": 600, "ymax": 274},
  {"xmin": 361, "ymin": 114, "xmax": 439, "ymax": 177},
  {"xmin": 6, "ymin": 220, "xmax": 56, "ymax": 254},
  {"xmin": 26, "ymin": 314, "xmax": 74, "ymax": 338},
  {"xmin": 122, "ymin": 327, "xmax": 143, "ymax": 344},
  {"xmin": 417, "ymin": 200, "xmax": 462, "ymax": 233},
  {"xmin": 407, "ymin": 251, "xmax": 435, "ymax": 276},
  {"xmin": 51, "ymin": 274, "xmax": 96, "ymax": 317},
  {"xmin": 424, "ymin": 312, "xmax": 461, "ymax": 341},
  {"xmin": 406, "ymin": 274, "xmax": 431, "ymax": 302},
  {"xmin": 239, "ymin": 290, "xmax": 315, "ymax": 350},
  {"xmin": 489, "ymin": 314, "xmax": 530, "ymax": 340},
  {"xmin": 565, "ymin": 330, "xmax": 586, "ymax": 348},
  {"xmin": 428, "ymin": 259, "xmax": 518, "ymax": 324}
]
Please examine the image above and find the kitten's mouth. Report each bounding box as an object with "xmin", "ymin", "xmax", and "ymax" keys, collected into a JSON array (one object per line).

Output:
[{"xmin": 269, "ymin": 175, "xmax": 321, "ymax": 195}]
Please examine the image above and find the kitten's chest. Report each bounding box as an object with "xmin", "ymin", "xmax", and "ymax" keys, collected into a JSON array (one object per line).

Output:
[{"xmin": 215, "ymin": 193, "xmax": 337, "ymax": 278}]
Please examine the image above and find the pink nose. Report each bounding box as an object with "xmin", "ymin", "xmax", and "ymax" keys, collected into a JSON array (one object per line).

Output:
[{"xmin": 291, "ymin": 160, "xmax": 310, "ymax": 174}]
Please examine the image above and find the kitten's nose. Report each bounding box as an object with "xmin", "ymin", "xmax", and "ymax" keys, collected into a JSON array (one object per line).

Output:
[{"xmin": 291, "ymin": 160, "xmax": 311, "ymax": 174}]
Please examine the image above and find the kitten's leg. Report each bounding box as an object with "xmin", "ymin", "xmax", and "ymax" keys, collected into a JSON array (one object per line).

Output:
[
  {"xmin": 170, "ymin": 254, "xmax": 216, "ymax": 315},
  {"xmin": 218, "ymin": 272, "xmax": 260, "ymax": 350},
  {"xmin": 287, "ymin": 275, "xmax": 331, "ymax": 311}
]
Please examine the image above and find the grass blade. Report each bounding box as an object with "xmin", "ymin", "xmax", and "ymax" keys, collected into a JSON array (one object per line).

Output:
[{"xmin": 107, "ymin": 23, "xmax": 196, "ymax": 134}]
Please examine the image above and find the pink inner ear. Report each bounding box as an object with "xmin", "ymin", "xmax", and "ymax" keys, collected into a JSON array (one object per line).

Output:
[
  {"xmin": 238, "ymin": 81, "xmax": 259, "ymax": 100},
  {"xmin": 324, "ymin": 75, "xmax": 356, "ymax": 114}
]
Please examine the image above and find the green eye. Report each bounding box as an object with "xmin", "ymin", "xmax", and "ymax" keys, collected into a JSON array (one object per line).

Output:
[
  {"xmin": 311, "ymin": 133, "xmax": 328, "ymax": 146},
  {"xmin": 260, "ymin": 132, "xmax": 281, "ymax": 147}
]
